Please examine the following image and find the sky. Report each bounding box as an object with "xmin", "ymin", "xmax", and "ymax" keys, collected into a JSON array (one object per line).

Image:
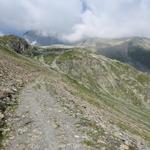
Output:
[{"xmin": 0, "ymin": 0, "xmax": 150, "ymax": 41}]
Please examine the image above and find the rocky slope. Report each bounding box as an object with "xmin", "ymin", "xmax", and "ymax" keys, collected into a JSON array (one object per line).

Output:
[
  {"xmin": 80, "ymin": 37, "xmax": 150, "ymax": 72},
  {"xmin": 26, "ymin": 44, "xmax": 150, "ymax": 149},
  {"xmin": 0, "ymin": 36, "xmax": 40, "ymax": 148},
  {"xmin": 0, "ymin": 35, "xmax": 30, "ymax": 54},
  {"xmin": 0, "ymin": 36, "xmax": 150, "ymax": 149}
]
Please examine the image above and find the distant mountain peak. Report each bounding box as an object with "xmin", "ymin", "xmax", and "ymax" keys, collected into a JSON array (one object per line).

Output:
[
  {"xmin": 23, "ymin": 30, "xmax": 66, "ymax": 46},
  {"xmin": 80, "ymin": 0, "xmax": 91, "ymax": 13}
]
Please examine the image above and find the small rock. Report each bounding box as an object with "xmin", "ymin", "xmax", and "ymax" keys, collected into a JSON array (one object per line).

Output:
[
  {"xmin": 114, "ymin": 132, "xmax": 123, "ymax": 138},
  {"xmin": 0, "ymin": 112, "xmax": 4, "ymax": 119},
  {"xmin": 120, "ymin": 144, "xmax": 129, "ymax": 150},
  {"xmin": 18, "ymin": 127, "xmax": 27, "ymax": 135},
  {"xmin": 52, "ymin": 122, "xmax": 60, "ymax": 129},
  {"xmin": 5, "ymin": 96, "xmax": 11, "ymax": 101},
  {"xmin": 9, "ymin": 136, "xmax": 15, "ymax": 140},
  {"xmin": 11, "ymin": 86, "xmax": 17, "ymax": 92},
  {"xmin": 125, "ymin": 140, "xmax": 130, "ymax": 145},
  {"xmin": 0, "ymin": 89, "xmax": 12, "ymax": 99},
  {"xmin": 74, "ymin": 135, "xmax": 80, "ymax": 138},
  {"xmin": 97, "ymin": 139, "xmax": 106, "ymax": 144},
  {"xmin": 82, "ymin": 105, "xmax": 86, "ymax": 109}
]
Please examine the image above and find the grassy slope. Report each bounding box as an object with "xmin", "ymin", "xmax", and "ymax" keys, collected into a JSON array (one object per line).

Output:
[{"xmin": 34, "ymin": 47, "xmax": 150, "ymax": 142}]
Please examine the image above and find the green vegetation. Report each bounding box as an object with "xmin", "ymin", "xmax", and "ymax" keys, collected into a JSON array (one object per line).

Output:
[
  {"xmin": 58, "ymin": 49, "xmax": 81, "ymax": 61},
  {"xmin": 53, "ymin": 49, "xmax": 150, "ymax": 142},
  {"xmin": 82, "ymin": 140, "xmax": 95, "ymax": 147},
  {"xmin": 0, "ymin": 35, "xmax": 150, "ymax": 149},
  {"xmin": 44, "ymin": 54, "xmax": 57, "ymax": 65}
]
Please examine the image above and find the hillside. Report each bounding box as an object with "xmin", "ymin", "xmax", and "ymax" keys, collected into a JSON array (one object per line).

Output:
[
  {"xmin": 22, "ymin": 34, "xmax": 150, "ymax": 72},
  {"xmin": 0, "ymin": 36, "xmax": 150, "ymax": 149},
  {"xmin": 0, "ymin": 36, "xmax": 42, "ymax": 148},
  {"xmin": 25, "ymin": 43, "xmax": 150, "ymax": 149},
  {"xmin": 80, "ymin": 37, "xmax": 150, "ymax": 72}
]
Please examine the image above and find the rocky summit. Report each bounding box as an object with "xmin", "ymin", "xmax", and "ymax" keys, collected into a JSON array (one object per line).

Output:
[{"xmin": 0, "ymin": 35, "xmax": 150, "ymax": 150}]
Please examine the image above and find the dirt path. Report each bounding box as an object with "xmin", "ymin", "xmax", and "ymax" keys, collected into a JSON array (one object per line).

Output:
[{"xmin": 5, "ymin": 79, "xmax": 89, "ymax": 150}]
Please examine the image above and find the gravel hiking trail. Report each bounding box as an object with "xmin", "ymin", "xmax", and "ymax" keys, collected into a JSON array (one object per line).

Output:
[{"xmin": 5, "ymin": 78, "xmax": 89, "ymax": 150}]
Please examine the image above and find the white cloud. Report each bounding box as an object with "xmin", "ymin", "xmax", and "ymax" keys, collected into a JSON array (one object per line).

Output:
[
  {"xmin": 64, "ymin": 0, "xmax": 150, "ymax": 41},
  {"xmin": 0, "ymin": 0, "xmax": 81, "ymax": 34},
  {"xmin": 0, "ymin": 0, "xmax": 150, "ymax": 41}
]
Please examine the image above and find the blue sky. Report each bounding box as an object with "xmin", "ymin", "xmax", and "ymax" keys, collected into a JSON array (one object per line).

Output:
[{"xmin": 0, "ymin": 0, "xmax": 150, "ymax": 41}]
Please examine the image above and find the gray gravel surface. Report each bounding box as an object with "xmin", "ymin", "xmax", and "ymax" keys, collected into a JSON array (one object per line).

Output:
[{"xmin": 5, "ymin": 80, "xmax": 89, "ymax": 150}]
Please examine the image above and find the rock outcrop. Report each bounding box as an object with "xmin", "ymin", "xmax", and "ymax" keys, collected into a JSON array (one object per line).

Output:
[{"xmin": 0, "ymin": 35, "xmax": 30, "ymax": 53}]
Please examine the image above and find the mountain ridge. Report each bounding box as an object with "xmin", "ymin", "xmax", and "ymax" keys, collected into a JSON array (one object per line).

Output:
[
  {"xmin": 22, "ymin": 30, "xmax": 150, "ymax": 72},
  {"xmin": 80, "ymin": 37, "xmax": 150, "ymax": 72}
]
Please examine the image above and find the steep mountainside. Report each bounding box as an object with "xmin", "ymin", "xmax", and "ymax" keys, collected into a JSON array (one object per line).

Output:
[
  {"xmin": 0, "ymin": 36, "xmax": 41, "ymax": 148},
  {"xmin": 27, "ymin": 45, "xmax": 150, "ymax": 148},
  {"xmin": 0, "ymin": 35, "xmax": 30, "ymax": 53},
  {"xmin": 0, "ymin": 36, "xmax": 150, "ymax": 149},
  {"xmin": 23, "ymin": 30, "xmax": 66, "ymax": 46},
  {"xmin": 80, "ymin": 37, "xmax": 150, "ymax": 71}
]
